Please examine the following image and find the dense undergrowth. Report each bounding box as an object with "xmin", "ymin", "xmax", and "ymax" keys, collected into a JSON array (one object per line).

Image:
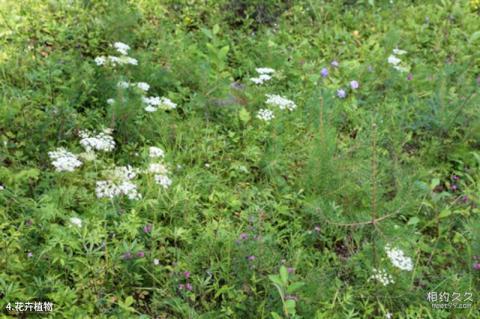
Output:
[{"xmin": 1, "ymin": 0, "xmax": 480, "ymax": 318}]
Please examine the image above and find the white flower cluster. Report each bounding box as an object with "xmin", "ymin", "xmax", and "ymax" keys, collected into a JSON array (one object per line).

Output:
[
  {"xmin": 256, "ymin": 108, "xmax": 275, "ymax": 122},
  {"xmin": 146, "ymin": 146, "xmax": 172, "ymax": 189},
  {"xmin": 387, "ymin": 48, "xmax": 408, "ymax": 72},
  {"xmin": 114, "ymin": 42, "xmax": 130, "ymax": 55},
  {"xmin": 370, "ymin": 268, "xmax": 395, "ymax": 286},
  {"xmin": 96, "ymin": 165, "xmax": 141, "ymax": 200},
  {"xmin": 149, "ymin": 146, "xmax": 165, "ymax": 158},
  {"xmin": 251, "ymin": 67, "xmax": 275, "ymax": 85},
  {"xmin": 265, "ymin": 94, "xmax": 297, "ymax": 111},
  {"xmin": 79, "ymin": 129, "xmax": 115, "ymax": 152},
  {"xmin": 385, "ymin": 245, "xmax": 413, "ymax": 271},
  {"xmin": 142, "ymin": 96, "xmax": 177, "ymax": 112},
  {"xmin": 94, "ymin": 42, "xmax": 137, "ymax": 66},
  {"xmin": 69, "ymin": 217, "xmax": 82, "ymax": 228},
  {"xmin": 116, "ymin": 81, "xmax": 150, "ymax": 92},
  {"xmin": 48, "ymin": 148, "xmax": 83, "ymax": 172}
]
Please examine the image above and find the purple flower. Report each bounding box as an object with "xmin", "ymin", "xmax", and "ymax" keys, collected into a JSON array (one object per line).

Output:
[
  {"xmin": 350, "ymin": 80, "xmax": 359, "ymax": 90},
  {"xmin": 136, "ymin": 251, "xmax": 145, "ymax": 258},
  {"xmin": 143, "ymin": 224, "xmax": 153, "ymax": 233},
  {"xmin": 122, "ymin": 252, "xmax": 133, "ymax": 260},
  {"xmin": 462, "ymin": 195, "xmax": 468, "ymax": 203},
  {"xmin": 473, "ymin": 263, "xmax": 480, "ymax": 270},
  {"xmin": 337, "ymin": 89, "xmax": 347, "ymax": 99},
  {"xmin": 179, "ymin": 284, "xmax": 185, "ymax": 290},
  {"xmin": 247, "ymin": 255, "xmax": 256, "ymax": 261},
  {"xmin": 407, "ymin": 73, "xmax": 413, "ymax": 81},
  {"xmin": 287, "ymin": 267, "xmax": 295, "ymax": 274},
  {"xmin": 321, "ymin": 68, "xmax": 329, "ymax": 78},
  {"xmin": 185, "ymin": 283, "xmax": 193, "ymax": 291},
  {"xmin": 184, "ymin": 271, "xmax": 191, "ymax": 279},
  {"xmin": 331, "ymin": 60, "xmax": 339, "ymax": 68},
  {"xmin": 451, "ymin": 184, "xmax": 458, "ymax": 191},
  {"xmin": 239, "ymin": 233, "xmax": 248, "ymax": 240},
  {"xmin": 452, "ymin": 175, "xmax": 459, "ymax": 180},
  {"xmin": 27, "ymin": 252, "xmax": 33, "ymax": 258}
]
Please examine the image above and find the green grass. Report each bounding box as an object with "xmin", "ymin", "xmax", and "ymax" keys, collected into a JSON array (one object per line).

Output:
[{"xmin": 0, "ymin": 0, "xmax": 479, "ymax": 318}]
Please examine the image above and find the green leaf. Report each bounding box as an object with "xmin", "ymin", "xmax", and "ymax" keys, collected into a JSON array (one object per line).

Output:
[
  {"xmin": 280, "ymin": 266, "xmax": 288, "ymax": 285},
  {"xmin": 238, "ymin": 108, "xmax": 251, "ymax": 124},
  {"xmin": 407, "ymin": 217, "xmax": 420, "ymax": 225}
]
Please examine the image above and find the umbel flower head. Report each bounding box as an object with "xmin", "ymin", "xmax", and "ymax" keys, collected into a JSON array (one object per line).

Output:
[
  {"xmin": 265, "ymin": 94, "xmax": 296, "ymax": 111},
  {"xmin": 79, "ymin": 129, "xmax": 115, "ymax": 153},
  {"xmin": 96, "ymin": 165, "xmax": 141, "ymax": 200},
  {"xmin": 251, "ymin": 67, "xmax": 275, "ymax": 85},
  {"xmin": 385, "ymin": 245, "xmax": 413, "ymax": 271},
  {"xmin": 370, "ymin": 268, "xmax": 394, "ymax": 286},
  {"xmin": 142, "ymin": 96, "xmax": 177, "ymax": 112},
  {"xmin": 256, "ymin": 109, "xmax": 275, "ymax": 122},
  {"xmin": 48, "ymin": 148, "xmax": 83, "ymax": 172}
]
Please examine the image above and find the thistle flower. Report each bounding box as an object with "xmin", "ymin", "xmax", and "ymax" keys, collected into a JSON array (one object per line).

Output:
[
  {"xmin": 143, "ymin": 224, "xmax": 153, "ymax": 233},
  {"xmin": 385, "ymin": 245, "xmax": 413, "ymax": 271},
  {"xmin": 350, "ymin": 80, "xmax": 359, "ymax": 90},
  {"xmin": 265, "ymin": 94, "xmax": 297, "ymax": 111},
  {"xmin": 256, "ymin": 109, "xmax": 275, "ymax": 122},
  {"xmin": 136, "ymin": 251, "xmax": 145, "ymax": 258},
  {"xmin": 321, "ymin": 67, "xmax": 329, "ymax": 78},
  {"xmin": 48, "ymin": 148, "xmax": 83, "ymax": 172},
  {"xmin": 336, "ymin": 89, "xmax": 347, "ymax": 99}
]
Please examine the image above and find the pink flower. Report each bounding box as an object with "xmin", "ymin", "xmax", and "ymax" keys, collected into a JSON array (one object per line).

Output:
[
  {"xmin": 184, "ymin": 271, "xmax": 191, "ymax": 279},
  {"xmin": 143, "ymin": 224, "xmax": 153, "ymax": 233},
  {"xmin": 186, "ymin": 283, "xmax": 193, "ymax": 291}
]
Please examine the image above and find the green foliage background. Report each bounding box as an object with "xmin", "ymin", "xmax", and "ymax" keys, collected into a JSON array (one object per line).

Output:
[{"xmin": 0, "ymin": 0, "xmax": 480, "ymax": 318}]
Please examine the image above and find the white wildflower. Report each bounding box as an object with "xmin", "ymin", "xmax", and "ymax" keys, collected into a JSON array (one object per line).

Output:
[
  {"xmin": 94, "ymin": 56, "xmax": 106, "ymax": 66},
  {"xmin": 256, "ymin": 109, "xmax": 275, "ymax": 122},
  {"xmin": 69, "ymin": 217, "xmax": 82, "ymax": 228},
  {"xmin": 79, "ymin": 130, "xmax": 115, "ymax": 152},
  {"xmin": 0, "ymin": 185, "xmax": 4, "ymax": 191},
  {"xmin": 153, "ymin": 258, "xmax": 160, "ymax": 265},
  {"xmin": 393, "ymin": 48, "xmax": 407, "ymax": 55},
  {"xmin": 107, "ymin": 98, "xmax": 115, "ymax": 105},
  {"xmin": 255, "ymin": 67, "xmax": 275, "ymax": 74},
  {"xmin": 136, "ymin": 82, "xmax": 150, "ymax": 92},
  {"xmin": 117, "ymin": 81, "xmax": 130, "ymax": 89},
  {"xmin": 370, "ymin": 268, "xmax": 394, "ymax": 286},
  {"xmin": 78, "ymin": 151, "xmax": 97, "ymax": 162},
  {"xmin": 48, "ymin": 148, "xmax": 83, "ymax": 172},
  {"xmin": 95, "ymin": 166, "xmax": 141, "ymax": 200},
  {"xmin": 123, "ymin": 57, "xmax": 138, "ymax": 65},
  {"xmin": 387, "ymin": 55, "xmax": 401, "ymax": 65},
  {"xmin": 251, "ymin": 74, "xmax": 272, "ymax": 85},
  {"xmin": 265, "ymin": 94, "xmax": 296, "ymax": 111},
  {"xmin": 142, "ymin": 96, "xmax": 177, "ymax": 112},
  {"xmin": 149, "ymin": 146, "xmax": 165, "ymax": 158},
  {"xmin": 148, "ymin": 163, "xmax": 168, "ymax": 175},
  {"xmin": 113, "ymin": 42, "xmax": 130, "ymax": 55},
  {"xmin": 154, "ymin": 174, "xmax": 172, "ymax": 189},
  {"xmin": 385, "ymin": 245, "xmax": 413, "ymax": 271}
]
